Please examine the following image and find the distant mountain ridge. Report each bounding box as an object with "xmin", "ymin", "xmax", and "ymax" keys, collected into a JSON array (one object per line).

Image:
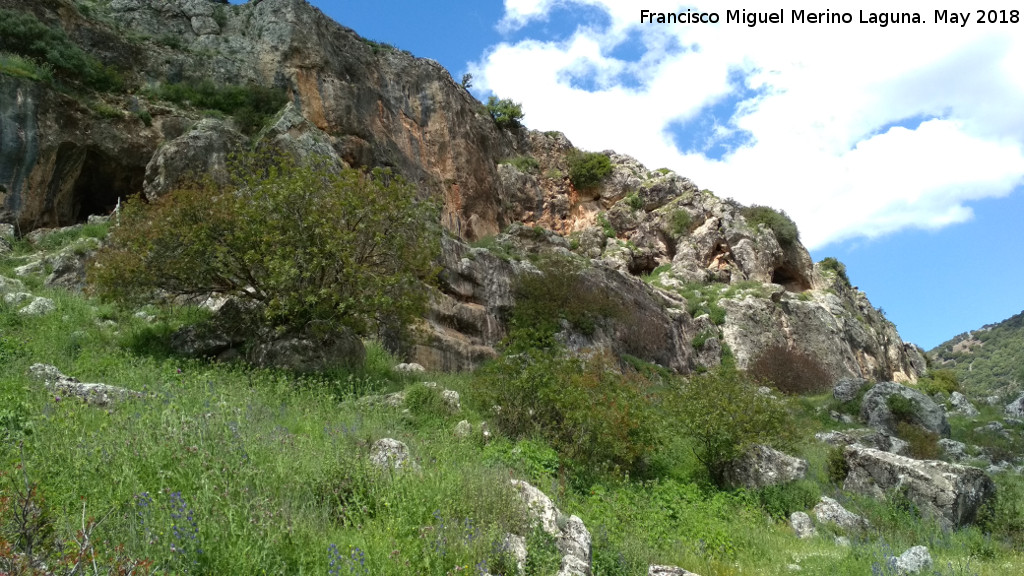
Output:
[{"xmin": 930, "ymin": 310, "xmax": 1024, "ymax": 396}]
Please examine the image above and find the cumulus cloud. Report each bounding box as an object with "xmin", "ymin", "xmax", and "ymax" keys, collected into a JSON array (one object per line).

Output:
[{"xmin": 472, "ymin": 0, "xmax": 1024, "ymax": 248}]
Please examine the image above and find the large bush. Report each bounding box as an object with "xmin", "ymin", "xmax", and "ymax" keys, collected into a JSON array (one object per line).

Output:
[
  {"xmin": 89, "ymin": 153, "xmax": 440, "ymax": 338},
  {"xmin": 669, "ymin": 366, "xmax": 796, "ymax": 485},
  {"xmin": 147, "ymin": 80, "xmax": 288, "ymax": 135},
  {"xmin": 485, "ymin": 96, "xmax": 524, "ymax": 130},
  {"xmin": 567, "ymin": 150, "xmax": 612, "ymax": 191},
  {"xmin": 741, "ymin": 205, "xmax": 799, "ymax": 246},
  {"xmin": 746, "ymin": 344, "xmax": 834, "ymax": 394},
  {"xmin": 471, "ymin": 350, "xmax": 659, "ymax": 479}
]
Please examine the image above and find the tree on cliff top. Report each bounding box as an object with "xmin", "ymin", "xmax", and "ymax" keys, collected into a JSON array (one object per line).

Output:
[{"xmin": 88, "ymin": 153, "xmax": 441, "ymax": 337}]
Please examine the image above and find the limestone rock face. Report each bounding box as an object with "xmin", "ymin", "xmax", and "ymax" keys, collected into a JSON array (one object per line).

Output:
[
  {"xmin": 511, "ymin": 480, "xmax": 592, "ymax": 576},
  {"xmin": 648, "ymin": 566, "xmax": 700, "ymax": 576},
  {"xmin": 1006, "ymin": 394, "xmax": 1024, "ymax": 418},
  {"xmin": 813, "ymin": 496, "xmax": 869, "ymax": 531},
  {"xmin": 143, "ymin": 118, "xmax": 247, "ymax": 200},
  {"xmin": 29, "ymin": 363, "xmax": 143, "ymax": 406},
  {"xmin": 860, "ymin": 382, "xmax": 950, "ymax": 437},
  {"xmin": 949, "ymin": 392, "xmax": 979, "ymax": 417},
  {"xmin": 892, "ymin": 546, "xmax": 932, "ymax": 574},
  {"xmin": 722, "ymin": 445, "xmax": 808, "ymax": 489},
  {"xmin": 789, "ymin": 512, "xmax": 816, "ymax": 539},
  {"xmin": 369, "ymin": 438, "xmax": 413, "ymax": 470},
  {"xmin": 842, "ymin": 445, "xmax": 996, "ymax": 529}
]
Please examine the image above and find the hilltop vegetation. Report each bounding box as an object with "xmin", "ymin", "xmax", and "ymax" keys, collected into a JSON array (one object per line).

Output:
[{"xmin": 930, "ymin": 311, "xmax": 1024, "ymax": 396}]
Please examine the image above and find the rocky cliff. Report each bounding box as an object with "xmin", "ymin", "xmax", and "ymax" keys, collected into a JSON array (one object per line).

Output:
[{"xmin": 0, "ymin": 0, "xmax": 925, "ymax": 380}]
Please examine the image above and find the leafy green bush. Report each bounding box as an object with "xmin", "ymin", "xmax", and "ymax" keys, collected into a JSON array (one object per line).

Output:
[
  {"xmin": 625, "ymin": 193, "xmax": 644, "ymax": 211},
  {"xmin": 567, "ymin": 150, "xmax": 612, "ymax": 191},
  {"xmin": 895, "ymin": 421, "xmax": 940, "ymax": 460},
  {"xmin": 755, "ymin": 479, "xmax": 821, "ymax": 521},
  {"xmin": 885, "ymin": 395, "xmax": 917, "ymax": 423},
  {"xmin": 502, "ymin": 155, "xmax": 539, "ymax": 173},
  {"xmin": 916, "ymin": 369, "xmax": 960, "ymax": 396},
  {"xmin": 978, "ymin": 473, "xmax": 1024, "ymax": 548},
  {"xmin": 746, "ymin": 344, "xmax": 834, "ymax": 395},
  {"xmin": 0, "ymin": 52, "xmax": 54, "ymax": 82},
  {"xmin": 741, "ymin": 205, "xmax": 799, "ymax": 246},
  {"xmin": 486, "ymin": 96, "xmax": 524, "ymax": 130},
  {"xmin": 826, "ymin": 446, "xmax": 850, "ymax": 485},
  {"xmin": 471, "ymin": 350, "xmax": 659, "ymax": 478},
  {"xmin": 669, "ymin": 366, "xmax": 796, "ymax": 485},
  {"xmin": 147, "ymin": 80, "xmax": 288, "ymax": 135},
  {"xmin": 818, "ymin": 257, "xmax": 851, "ymax": 287},
  {"xmin": 668, "ymin": 209, "xmax": 692, "ymax": 236},
  {"xmin": 597, "ymin": 213, "xmax": 616, "ymax": 238},
  {"xmin": 0, "ymin": 9, "xmax": 122, "ymax": 90},
  {"xmin": 89, "ymin": 153, "xmax": 440, "ymax": 339}
]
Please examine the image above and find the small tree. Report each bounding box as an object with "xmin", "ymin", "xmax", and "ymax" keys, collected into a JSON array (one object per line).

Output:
[
  {"xmin": 485, "ymin": 96, "xmax": 524, "ymax": 129},
  {"xmin": 670, "ymin": 366, "xmax": 796, "ymax": 485},
  {"xmin": 747, "ymin": 344, "xmax": 835, "ymax": 394},
  {"xmin": 567, "ymin": 150, "xmax": 612, "ymax": 191},
  {"xmin": 89, "ymin": 153, "xmax": 440, "ymax": 338}
]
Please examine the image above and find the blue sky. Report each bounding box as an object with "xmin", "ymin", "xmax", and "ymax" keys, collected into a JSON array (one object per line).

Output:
[{"xmin": 295, "ymin": 0, "xmax": 1024, "ymax": 350}]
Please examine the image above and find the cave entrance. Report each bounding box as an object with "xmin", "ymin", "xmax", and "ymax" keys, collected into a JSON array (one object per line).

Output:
[
  {"xmin": 72, "ymin": 148, "xmax": 144, "ymax": 223},
  {"xmin": 771, "ymin": 264, "xmax": 811, "ymax": 292}
]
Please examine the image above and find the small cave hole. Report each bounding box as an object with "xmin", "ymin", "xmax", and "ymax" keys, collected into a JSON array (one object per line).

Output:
[
  {"xmin": 771, "ymin": 264, "xmax": 811, "ymax": 292},
  {"xmin": 72, "ymin": 148, "xmax": 145, "ymax": 223}
]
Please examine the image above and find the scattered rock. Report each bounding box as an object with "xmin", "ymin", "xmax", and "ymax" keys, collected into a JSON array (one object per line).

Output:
[
  {"xmin": 949, "ymin": 392, "xmax": 979, "ymax": 417},
  {"xmin": 833, "ymin": 377, "xmax": 870, "ymax": 403},
  {"xmin": 3, "ymin": 291, "xmax": 33, "ymax": 305},
  {"xmin": 814, "ymin": 429, "xmax": 909, "ymax": 456},
  {"xmin": 480, "ymin": 421, "xmax": 492, "ymax": 442},
  {"xmin": 648, "ymin": 566, "xmax": 700, "ymax": 576},
  {"xmin": 19, "ymin": 297, "xmax": 55, "ymax": 316},
  {"xmin": 842, "ymin": 445, "xmax": 996, "ymax": 529},
  {"xmin": 786, "ymin": 564, "xmax": 801, "ymax": 572},
  {"xmin": 14, "ymin": 260, "xmax": 44, "ymax": 277},
  {"xmin": 834, "ymin": 536, "xmax": 850, "ymax": 547},
  {"xmin": 28, "ymin": 363, "xmax": 142, "ymax": 406},
  {"xmin": 938, "ymin": 439, "xmax": 968, "ymax": 462},
  {"xmin": 722, "ymin": 444, "xmax": 808, "ymax": 489},
  {"xmin": 829, "ymin": 410, "xmax": 856, "ymax": 424},
  {"xmin": 441, "ymin": 389, "xmax": 461, "ymax": 412},
  {"xmin": 1006, "ymin": 394, "xmax": 1024, "ymax": 419},
  {"xmin": 860, "ymin": 381, "xmax": 950, "ymax": 437},
  {"xmin": 248, "ymin": 330, "xmax": 365, "ymax": 372},
  {"xmin": 0, "ymin": 275, "xmax": 25, "ymax": 294},
  {"xmin": 973, "ymin": 421, "xmax": 1010, "ymax": 438},
  {"xmin": 45, "ymin": 252, "xmax": 88, "ymax": 291},
  {"xmin": 789, "ymin": 511, "xmax": 816, "ymax": 539},
  {"xmin": 892, "ymin": 545, "xmax": 932, "ymax": 574},
  {"xmin": 511, "ymin": 480, "xmax": 592, "ymax": 576},
  {"xmin": 813, "ymin": 496, "xmax": 869, "ymax": 531},
  {"xmin": 454, "ymin": 420, "xmax": 471, "ymax": 438},
  {"xmin": 395, "ymin": 362, "xmax": 426, "ymax": 373},
  {"xmin": 369, "ymin": 438, "xmax": 414, "ymax": 470}
]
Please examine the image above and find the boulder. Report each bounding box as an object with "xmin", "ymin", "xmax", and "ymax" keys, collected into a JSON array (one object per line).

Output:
[
  {"xmin": 28, "ymin": 363, "xmax": 143, "ymax": 406},
  {"xmin": 949, "ymin": 392, "xmax": 979, "ymax": 417},
  {"xmin": 815, "ymin": 429, "xmax": 910, "ymax": 456},
  {"xmin": 722, "ymin": 445, "xmax": 808, "ymax": 489},
  {"xmin": 789, "ymin": 511, "xmax": 816, "ymax": 539},
  {"xmin": 45, "ymin": 252, "xmax": 88, "ymax": 291},
  {"xmin": 454, "ymin": 420, "xmax": 472, "ymax": 438},
  {"xmin": 0, "ymin": 275, "xmax": 25, "ymax": 294},
  {"xmin": 833, "ymin": 377, "xmax": 869, "ymax": 403},
  {"xmin": 19, "ymin": 297, "xmax": 55, "ymax": 316},
  {"xmin": 395, "ymin": 362, "xmax": 426, "ymax": 373},
  {"xmin": 369, "ymin": 438, "xmax": 414, "ymax": 470},
  {"xmin": 842, "ymin": 445, "xmax": 996, "ymax": 529},
  {"xmin": 143, "ymin": 118, "xmax": 247, "ymax": 200},
  {"xmin": 938, "ymin": 439, "xmax": 969, "ymax": 463},
  {"xmin": 511, "ymin": 480, "xmax": 592, "ymax": 576},
  {"xmin": 813, "ymin": 496, "xmax": 869, "ymax": 531},
  {"xmin": 860, "ymin": 381, "xmax": 950, "ymax": 437},
  {"xmin": 1006, "ymin": 394, "xmax": 1024, "ymax": 419},
  {"xmin": 248, "ymin": 331, "xmax": 365, "ymax": 372},
  {"xmin": 891, "ymin": 545, "xmax": 932, "ymax": 574}
]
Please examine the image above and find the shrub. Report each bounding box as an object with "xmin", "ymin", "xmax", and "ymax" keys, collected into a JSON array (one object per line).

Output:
[
  {"xmin": 755, "ymin": 479, "xmax": 821, "ymax": 521},
  {"xmin": 567, "ymin": 150, "xmax": 612, "ymax": 191},
  {"xmin": 471, "ymin": 350, "xmax": 659, "ymax": 478},
  {"xmin": 669, "ymin": 366, "xmax": 796, "ymax": 485},
  {"xmin": 625, "ymin": 193, "xmax": 643, "ymax": 211},
  {"xmin": 597, "ymin": 213, "xmax": 616, "ymax": 238},
  {"xmin": 818, "ymin": 257, "xmax": 851, "ymax": 287},
  {"xmin": 746, "ymin": 344, "xmax": 834, "ymax": 394},
  {"xmin": 502, "ymin": 155, "xmax": 539, "ymax": 173},
  {"xmin": 885, "ymin": 395, "xmax": 917, "ymax": 423},
  {"xmin": 917, "ymin": 369, "xmax": 960, "ymax": 396},
  {"xmin": 668, "ymin": 209, "xmax": 692, "ymax": 236},
  {"xmin": 0, "ymin": 9, "xmax": 121, "ymax": 91},
  {"xmin": 147, "ymin": 80, "xmax": 288, "ymax": 135},
  {"xmin": 89, "ymin": 152, "xmax": 440, "ymax": 339},
  {"xmin": 741, "ymin": 205, "xmax": 799, "ymax": 246},
  {"xmin": 506, "ymin": 255, "xmax": 621, "ymax": 351},
  {"xmin": 895, "ymin": 421, "xmax": 941, "ymax": 460},
  {"xmin": 826, "ymin": 446, "xmax": 850, "ymax": 485},
  {"xmin": 485, "ymin": 96, "xmax": 524, "ymax": 130}
]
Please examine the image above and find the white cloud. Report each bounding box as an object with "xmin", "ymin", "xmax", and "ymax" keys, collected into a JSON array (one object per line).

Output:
[{"xmin": 473, "ymin": 1, "xmax": 1024, "ymax": 248}]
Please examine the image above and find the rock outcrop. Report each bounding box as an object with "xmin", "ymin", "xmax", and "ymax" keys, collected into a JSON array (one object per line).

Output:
[
  {"xmin": 511, "ymin": 480, "xmax": 592, "ymax": 576},
  {"xmin": 28, "ymin": 363, "xmax": 143, "ymax": 406},
  {"xmin": 722, "ymin": 445, "xmax": 808, "ymax": 489},
  {"xmin": 842, "ymin": 445, "xmax": 995, "ymax": 529},
  {"xmin": 813, "ymin": 496, "xmax": 869, "ymax": 532},
  {"xmin": 860, "ymin": 382, "xmax": 950, "ymax": 437}
]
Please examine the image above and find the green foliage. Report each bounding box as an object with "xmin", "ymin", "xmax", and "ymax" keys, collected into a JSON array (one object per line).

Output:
[
  {"xmin": 668, "ymin": 209, "xmax": 692, "ymax": 236},
  {"xmin": 895, "ymin": 421, "xmax": 941, "ymax": 460},
  {"xmin": 483, "ymin": 439, "xmax": 561, "ymax": 483},
  {"xmin": 0, "ymin": 51, "xmax": 54, "ymax": 82},
  {"xmin": 597, "ymin": 213, "xmax": 617, "ymax": 238},
  {"xmin": 746, "ymin": 344, "xmax": 834, "ymax": 395},
  {"xmin": 567, "ymin": 150, "xmax": 612, "ymax": 191},
  {"xmin": 403, "ymin": 383, "xmax": 450, "ymax": 423},
  {"xmin": 885, "ymin": 394, "xmax": 917, "ymax": 423},
  {"xmin": 472, "ymin": 350, "xmax": 659, "ymax": 478},
  {"xmin": 978, "ymin": 473, "xmax": 1024, "ymax": 548},
  {"xmin": 505, "ymin": 255, "xmax": 621, "ymax": 351},
  {"xmin": 625, "ymin": 193, "xmax": 644, "ymax": 211},
  {"xmin": 916, "ymin": 369, "xmax": 960, "ymax": 396},
  {"xmin": 485, "ymin": 96, "xmax": 524, "ymax": 130},
  {"xmin": 146, "ymin": 80, "xmax": 288, "ymax": 135},
  {"xmin": 212, "ymin": 4, "xmax": 228, "ymax": 28},
  {"xmin": 89, "ymin": 153, "xmax": 440, "ymax": 339},
  {"xmin": 818, "ymin": 256, "xmax": 851, "ymax": 287},
  {"xmin": 826, "ymin": 446, "xmax": 850, "ymax": 485},
  {"xmin": 502, "ymin": 155, "xmax": 540, "ymax": 173},
  {"xmin": 460, "ymin": 72, "xmax": 473, "ymax": 88},
  {"xmin": 754, "ymin": 479, "xmax": 821, "ymax": 521},
  {"xmin": 0, "ymin": 9, "xmax": 122, "ymax": 90},
  {"xmin": 668, "ymin": 367, "xmax": 796, "ymax": 484},
  {"xmin": 741, "ymin": 205, "xmax": 800, "ymax": 246},
  {"xmin": 930, "ymin": 310, "xmax": 1024, "ymax": 393}
]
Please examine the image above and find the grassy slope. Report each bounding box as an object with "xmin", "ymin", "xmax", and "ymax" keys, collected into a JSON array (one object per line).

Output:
[
  {"xmin": 930, "ymin": 311, "xmax": 1024, "ymax": 396},
  {"xmin": 1, "ymin": 234, "xmax": 1022, "ymax": 575}
]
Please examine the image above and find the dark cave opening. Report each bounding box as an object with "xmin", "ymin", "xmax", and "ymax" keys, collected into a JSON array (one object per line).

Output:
[
  {"xmin": 771, "ymin": 264, "xmax": 811, "ymax": 292},
  {"xmin": 72, "ymin": 148, "xmax": 145, "ymax": 223}
]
